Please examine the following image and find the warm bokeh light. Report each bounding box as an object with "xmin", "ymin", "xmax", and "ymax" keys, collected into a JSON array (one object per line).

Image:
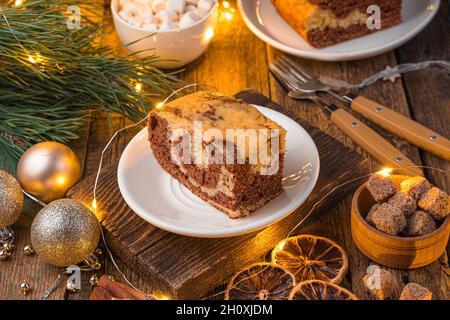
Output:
[
  {"xmin": 224, "ymin": 12, "xmax": 233, "ymax": 21},
  {"xmin": 28, "ymin": 55, "xmax": 37, "ymax": 64},
  {"xmin": 28, "ymin": 53, "xmax": 43, "ymax": 64},
  {"xmin": 204, "ymin": 28, "xmax": 215, "ymax": 42},
  {"xmin": 276, "ymin": 240, "xmax": 286, "ymax": 252},
  {"xmin": 15, "ymin": 0, "xmax": 24, "ymax": 6},
  {"xmin": 155, "ymin": 102, "xmax": 164, "ymax": 109},
  {"xmin": 92, "ymin": 199, "xmax": 97, "ymax": 210},
  {"xmin": 55, "ymin": 175, "xmax": 67, "ymax": 186},
  {"xmin": 376, "ymin": 167, "xmax": 393, "ymax": 177},
  {"xmin": 222, "ymin": 1, "xmax": 230, "ymax": 9},
  {"xmin": 134, "ymin": 81, "xmax": 142, "ymax": 92}
]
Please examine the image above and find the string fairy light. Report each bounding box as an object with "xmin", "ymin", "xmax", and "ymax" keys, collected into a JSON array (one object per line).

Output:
[
  {"xmin": 202, "ymin": 164, "xmax": 450, "ymax": 300},
  {"xmin": 221, "ymin": 0, "xmax": 235, "ymax": 21},
  {"xmin": 91, "ymin": 83, "xmax": 217, "ymax": 299},
  {"xmin": 134, "ymin": 81, "xmax": 142, "ymax": 93},
  {"xmin": 377, "ymin": 167, "xmax": 394, "ymax": 177}
]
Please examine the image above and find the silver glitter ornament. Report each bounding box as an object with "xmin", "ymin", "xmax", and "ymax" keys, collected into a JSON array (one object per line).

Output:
[
  {"xmin": 31, "ymin": 199, "xmax": 100, "ymax": 267},
  {"xmin": 0, "ymin": 171, "xmax": 24, "ymax": 229}
]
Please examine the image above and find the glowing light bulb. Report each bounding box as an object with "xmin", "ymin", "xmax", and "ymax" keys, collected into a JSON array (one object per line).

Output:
[
  {"xmin": 222, "ymin": 1, "xmax": 230, "ymax": 8},
  {"xmin": 278, "ymin": 240, "xmax": 286, "ymax": 251},
  {"xmin": 377, "ymin": 167, "xmax": 393, "ymax": 177},
  {"xmin": 155, "ymin": 102, "xmax": 164, "ymax": 109},
  {"xmin": 28, "ymin": 53, "xmax": 43, "ymax": 64},
  {"xmin": 28, "ymin": 55, "xmax": 36, "ymax": 64},
  {"xmin": 135, "ymin": 82, "xmax": 142, "ymax": 92},
  {"xmin": 204, "ymin": 28, "xmax": 215, "ymax": 42}
]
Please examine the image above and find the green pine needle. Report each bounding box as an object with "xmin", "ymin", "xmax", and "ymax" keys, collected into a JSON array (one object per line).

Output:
[{"xmin": 0, "ymin": 0, "xmax": 182, "ymax": 172}]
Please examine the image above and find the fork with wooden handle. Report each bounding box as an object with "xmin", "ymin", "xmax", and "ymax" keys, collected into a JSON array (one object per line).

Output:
[
  {"xmin": 269, "ymin": 64, "xmax": 423, "ymax": 177},
  {"xmin": 278, "ymin": 56, "xmax": 450, "ymax": 162}
]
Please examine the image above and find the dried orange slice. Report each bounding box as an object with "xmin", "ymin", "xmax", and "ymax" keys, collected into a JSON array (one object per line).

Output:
[
  {"xmin": 225, "ymin": 263, "xmax": 296, "ymax": 300},
  {"xmin": 271, "ymin": 234, "xmax": 348, "ymax": 284},
  {"xmin": 289, "ymin": 280, "xmax": 358, "ymax": 300}
]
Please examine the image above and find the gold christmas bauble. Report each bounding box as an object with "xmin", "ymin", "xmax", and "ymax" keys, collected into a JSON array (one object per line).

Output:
[
  {"xmin": 31, "ymin": 199, "xmax": 100, "ymax": 267},
  {"xmin": 0, "ymin": 170, "xmax": 24, "ymax": 228},
  {"xmin": 17, "ymin": 142, "xmax": 82, "ymax": 204}
]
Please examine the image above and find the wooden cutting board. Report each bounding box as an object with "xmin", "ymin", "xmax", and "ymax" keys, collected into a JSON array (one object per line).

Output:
[{"xmin": 67, "ymin": 90, "xmax": 370, "ymax": 299}]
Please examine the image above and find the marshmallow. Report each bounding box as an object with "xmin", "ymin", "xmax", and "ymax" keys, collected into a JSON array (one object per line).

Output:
[
  {"xmin": 135, "ymin": 0, "xmax": 152, "ymax": 6},
  {"xmin": 155, "ymin": 9, "xmax": 178, "ymax": 23},
  {"xmin": 179, "ymin": 10, "xmax": 198, "ymax": 28},
  {"xmin": 166, "ymin": 0, "xmax": 185, "ymax": 14},
  {"xmin": 138, "ymin": 7, "xmax": 154, "ymax": 22},
  {"xmin": 151, "ymin": 0, "xmax": 166, "ymax": 14},
  {"xmin": 166, "ymin": 8, "xmax": 179, "ymax": 21},
  {"xmin": 118, "ymin": 10, "xmax": 132, "ymax": 21},
  {"xmin": 128, "ymin": 16, "xmax": 142, "ymax": 27},
  {"xmin": 159, "ymin": 20, "xmax": 177, "ymax": 30},
  {"xmin": 186, "ymin": 4, "xmax": 196, "ymax": 11},
  {"xmin": 142, "ymin": 22, "xmax": 159, "ymax": 31},
  {"xmin": 197, "ymin": 0, "xmax": 212, "ymax": 12},
  {"xmin": 118, "ymin": 0, "xmax": 214, "ymax": 31},
  {"xmin": 123, "ymin": 2, "xmax": 140, "ymax": 14}
]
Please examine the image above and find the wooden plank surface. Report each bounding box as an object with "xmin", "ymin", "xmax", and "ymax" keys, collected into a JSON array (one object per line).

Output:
[
  {"xmin": 67, "ymin": 89, "xmax": 370, "ymax": 299},
  {"xmin": 1, "ymin": 0, "xmax": 449, "ymax": 300}
]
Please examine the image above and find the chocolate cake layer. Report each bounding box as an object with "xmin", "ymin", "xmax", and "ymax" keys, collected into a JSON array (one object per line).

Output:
[
  {"xmin": 272, "ymin": 0, "xmax": 402, "ymax": 48},
  {"xmin": 309, "ymin": 0, "xmax": 402, "ymax": 18},
  {"xmin": 148, "ymin": 92, "xmax": 286, "ymax": 219},
  {"xmin": 307, "ymin": 8, "xmax": 401, "ymax": 48}
]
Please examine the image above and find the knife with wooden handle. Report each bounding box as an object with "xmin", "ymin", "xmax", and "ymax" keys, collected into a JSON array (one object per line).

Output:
[
  {"xmin": 345, "ymin": 95, "xmax": 450, "ymax": 161},
  {"xmin": 330, "ymin": 108, "xmax": 422, "ymax": 176},
  {"xmin": 296, "ymin": 94, "xmax": 423, "ymax": 176}
]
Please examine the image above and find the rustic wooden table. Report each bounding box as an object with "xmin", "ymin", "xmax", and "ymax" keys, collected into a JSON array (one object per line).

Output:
[{"xmin": 1, "ymin": 0, "xmax": 449, "ymax": 300}]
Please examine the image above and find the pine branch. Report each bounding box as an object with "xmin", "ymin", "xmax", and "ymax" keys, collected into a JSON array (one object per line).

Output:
[{"xmin": 0, "ymin": 0, "xmax": 182, "ymax": 172}]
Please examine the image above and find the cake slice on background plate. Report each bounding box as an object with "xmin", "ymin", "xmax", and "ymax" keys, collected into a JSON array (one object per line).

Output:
[
  {"xmin": 148, "ymin": 92, "xmax": 286, "ymax": 219},
  {"xmin": 272, "ymin": 0, "xmax": 402, "ymax": 48}
]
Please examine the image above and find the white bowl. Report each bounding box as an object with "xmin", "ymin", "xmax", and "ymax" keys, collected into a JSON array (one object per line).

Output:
[{"xmin": 111, "ymin": 0, "xmax": 218, "ymax": 68}]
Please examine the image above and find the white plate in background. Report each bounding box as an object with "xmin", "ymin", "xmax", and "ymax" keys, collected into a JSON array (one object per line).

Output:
[
  {"xmin": 118, "ymin": 105, "xmax": 320, "ymax": 238},
  {"xmin": 238, "ymin": 0, "xmax": 440, "ymax": 61}
]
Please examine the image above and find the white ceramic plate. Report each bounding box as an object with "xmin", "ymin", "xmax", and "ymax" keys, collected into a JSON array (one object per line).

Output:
[
  {"xmin": 238, "ymin": 0, "xmax": 440, "ymax": 61},
  {"xmin": 118, "ymin": 105, "xmax": 320, "ymax": 238}
]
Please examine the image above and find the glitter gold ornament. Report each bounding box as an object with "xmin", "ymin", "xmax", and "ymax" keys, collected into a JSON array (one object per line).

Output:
[
  {"xmin": 0, "ymin": 170, "xmax": 24, "ymax": 229},
  {"xmin": 17, "ymin": 142, "xmax": 82, "ymax": 204},
  {"xmin": 31, "ymin": 199, "xmax": 100, "ymax": 267}
]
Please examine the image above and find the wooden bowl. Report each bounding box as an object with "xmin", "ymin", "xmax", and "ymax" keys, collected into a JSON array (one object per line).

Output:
[{"xmin": 351, "ymin": 175, "xmax": 450, "ymax": 269}]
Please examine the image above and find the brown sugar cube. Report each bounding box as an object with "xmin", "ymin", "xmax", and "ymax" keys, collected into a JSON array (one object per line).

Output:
[
  {"xmin": 363, "ymin": 266, "xmax": 395, "ymax": 300},
  {"xmin": 371, "ymin": 203, "xmax": 406, "ymax": 236},
  {"xmin": 367, "ymin": 173, "xmax": 397, "ymax": 202},
  {"xmin": 387, "ymin": 192, "xmax": 416, "ymax": 216},
  {"xmin": 399, "ymin": 283, "xmax": 432, "ymax": 300},
  {"xmin": 404, "ymin": 211, "xmax": 437, "ymax": 237},
  {"xmin": 366, "ymin": 203, "xmax": 380, "ymax": 226},
  {"xmin": 418, "ymin": 187, "xmax": 450, "ymax": 220},
  {"xmin": 400, "ymin": 176, "xmax": 431, "ymax": 201}
]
